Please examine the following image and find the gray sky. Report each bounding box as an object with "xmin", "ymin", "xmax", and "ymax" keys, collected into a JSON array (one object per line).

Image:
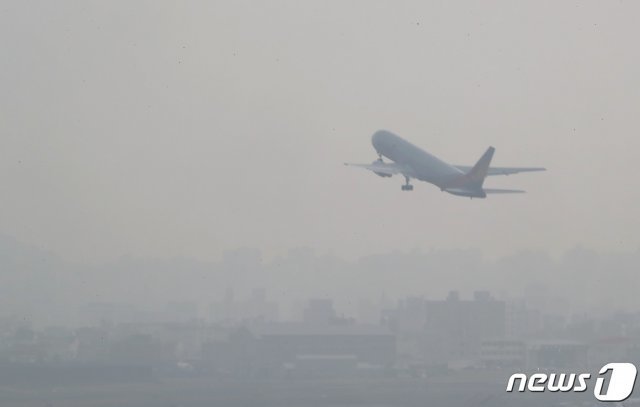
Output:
[{"xmin": 1, "ymin": 1, "xmax": 639, "ymax": 263}]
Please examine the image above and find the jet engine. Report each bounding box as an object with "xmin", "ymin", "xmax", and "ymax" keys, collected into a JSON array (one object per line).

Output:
[{"xmin": 371, "ymin": 159, "xmax": 392, "ymax": 177}]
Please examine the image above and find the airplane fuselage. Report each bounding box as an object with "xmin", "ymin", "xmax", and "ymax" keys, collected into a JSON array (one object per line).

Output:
[{"xmin": 371, "ymin": 130, "xmax": 464, "ymax": 189}]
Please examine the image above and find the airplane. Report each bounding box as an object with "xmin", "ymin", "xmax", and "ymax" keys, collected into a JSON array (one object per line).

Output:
[{"xmin": 345, "ymin": 130, "xmax": 546, "ymax": 198}]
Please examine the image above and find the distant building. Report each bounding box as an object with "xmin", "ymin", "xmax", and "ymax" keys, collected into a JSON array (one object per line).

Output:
[
  {"xmin": 384, "ymin": 291, "xmax": 506, "ymax": 368},
  {"xmin": 526, "ymin": 340, "xmax": 588, "ymax": 370},
  {"xmin": 505, "ymin": 300, "xmax": 542, "ymax": 339},
  {"xmin": 589, "ymin": 336, "xmax": 635, "ymax": 369},
  {"xmin": 202, "ymin": 321, "xmax": 396, "ymax": 378},
  {"xmin": 78, "ymin": 302, "xmax": 140, "ymax": 325},
  {"xmin": 357, "ymin": 299, "xmax": 382, "ymax": 325},
  {"xmin": 253, "ymin": 322, "xmax": 396, "ymax": 377},
  {"xmin": 480, "ymin": 339, "xmax": 526, "ymax": 368},
  {"xmin": 302, "ymin": 299, "xmax": 336, "ymax": 324},
  {"xmin": 164, "ymin": 302, "xmax": 198, "ymax": 323},
  {"xmin": 74, "ymin": 326, "xmax": 110, "ymax": 362},
  {"xmin": 38, "ymin": 326, "xmax": 76, "ymax": 362},
  {"xmin": 381, "ymin": 297, "xmax": 427, "ymax": 365},
  {"xmin": 294, "ymin": 354, "xmax": 357, "ymax": 378},
  {"xmin": 422, "ymin": 291, "xmax": 506, "ymax": 366},
  {"xmin": 209, "ymin": 288, "xmax": 278, "ymax": 323}
]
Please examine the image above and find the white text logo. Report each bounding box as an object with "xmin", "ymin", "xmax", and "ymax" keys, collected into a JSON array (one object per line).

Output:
[{"xmin": 506, "ymin": 363, "xmax": 638, "ymax": 402}]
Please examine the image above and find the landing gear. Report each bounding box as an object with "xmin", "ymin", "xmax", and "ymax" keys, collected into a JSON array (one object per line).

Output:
[{"xmin": 401, "ymin": 176, "xmax": 414, "ymax": 191}]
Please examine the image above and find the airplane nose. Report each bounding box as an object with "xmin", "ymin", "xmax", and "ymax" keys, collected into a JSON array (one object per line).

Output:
[
  {"xmin": 371, "ymin": 130, "xmax": 389, "ymax": 149},
  {"xmin": 371, "ymin": 130, "xmax": 394, "ymax": 151}
]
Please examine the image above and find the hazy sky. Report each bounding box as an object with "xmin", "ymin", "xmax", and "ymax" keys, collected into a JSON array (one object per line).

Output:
[{"xmin": 1, "ymin": 1, "xmax": 639, "ymax": 263}]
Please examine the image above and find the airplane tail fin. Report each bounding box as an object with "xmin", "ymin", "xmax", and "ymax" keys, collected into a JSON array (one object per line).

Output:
[{"xmin": 465, "ymin": 146, "xmax": 495, "ymax": 188}]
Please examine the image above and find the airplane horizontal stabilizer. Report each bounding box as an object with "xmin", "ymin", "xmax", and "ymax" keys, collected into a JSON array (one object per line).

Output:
[
  {"xmin": 483, "ymin": 188, "xmax": 526, "ymax": 194},
  {"xmin": 453, "ymin": 165, "xmax": 546, "ymax": 176}
]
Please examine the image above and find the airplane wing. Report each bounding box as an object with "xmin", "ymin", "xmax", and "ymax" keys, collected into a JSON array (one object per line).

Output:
[
  {"xmin": 453, "ymin": 166, "xmax": 546, "ymax": 176},
  {"xmin": 344, "ymin": 161, "xmax": 413, "ymax": 177}
]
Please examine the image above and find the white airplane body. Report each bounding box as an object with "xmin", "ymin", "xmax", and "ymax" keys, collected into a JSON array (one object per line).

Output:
[{"xmin": 346, "ymin": 130, "xmax": 545, "ymax": 198}]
